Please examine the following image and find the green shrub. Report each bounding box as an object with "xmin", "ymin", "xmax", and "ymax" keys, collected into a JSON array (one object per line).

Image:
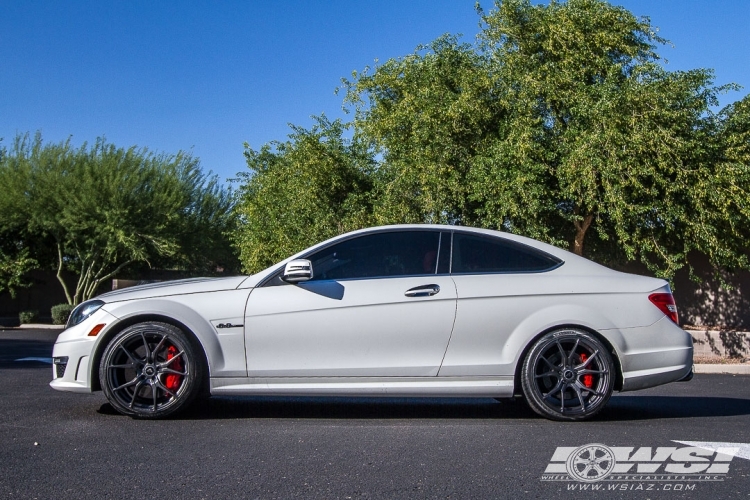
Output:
[
  {"xmin": 19, "ymin": 310, "xmax": 39, "ymax": 324},
  {"xmin": 51, "ymin": 304, "xmax": 74, "ymax": 325}
]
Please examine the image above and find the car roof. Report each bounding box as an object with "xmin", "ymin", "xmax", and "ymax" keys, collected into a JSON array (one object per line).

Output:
[{"xmin": 328, "ymin": 224, "xmax": 571, "ymax": 261}]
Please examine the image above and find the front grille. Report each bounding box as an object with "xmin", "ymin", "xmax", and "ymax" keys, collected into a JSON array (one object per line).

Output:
[{"xmin": 53, "ymin": 357, "xmax": 68, "ymax": 378}]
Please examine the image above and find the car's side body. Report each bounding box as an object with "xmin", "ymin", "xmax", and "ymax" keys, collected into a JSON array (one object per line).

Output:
[{"xmin": 50, "ymin": 224, "xmax": 693, "ymax": 419}]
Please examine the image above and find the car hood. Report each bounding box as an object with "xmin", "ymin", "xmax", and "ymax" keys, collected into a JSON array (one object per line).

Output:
[{"xmin": 97, "ymin": 276, "xmax": 249, "ymax": 303}]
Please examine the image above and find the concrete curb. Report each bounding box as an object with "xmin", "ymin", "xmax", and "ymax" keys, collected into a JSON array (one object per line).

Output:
[
  {"xmin": 19, "ymin": 324, "xmax": 64, "ymax": 330},
  {"xmin": 693, "ymin": 364, "xmax": 750, "ymax": 375}
]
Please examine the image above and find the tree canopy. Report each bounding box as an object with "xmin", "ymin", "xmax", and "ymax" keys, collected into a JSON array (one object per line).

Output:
[
  {"xmin": 233, "ymin": 0, "xmax": 749, "ymax": 280},
  {"xmin": 344, "ymin": 34, "xmax": 503, "ymax": 227},
  {"xmin": 470, "ymin": 0, "xmax": 749, "ymax": 277},
  {"xmin": 0, "ymin": 134, "xmax": 236, "ymax": 304},
  {"xmin": 344, "ymin": 0, "xmax": 748, "ymax": 276},
  {"xmin": 232, "ymin": 116, "xmax": 374, "ymax": 273}
]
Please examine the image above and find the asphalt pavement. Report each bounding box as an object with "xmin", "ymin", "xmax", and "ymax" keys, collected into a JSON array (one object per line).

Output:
[{"xmin": 2, "ymin": 328, "xmax": 750, "ymax": 499}]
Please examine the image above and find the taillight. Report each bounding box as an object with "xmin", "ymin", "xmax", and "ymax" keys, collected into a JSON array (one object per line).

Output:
[{"xmin": 649, "ymin": 293, "xmax": 679, "ymax": 324}]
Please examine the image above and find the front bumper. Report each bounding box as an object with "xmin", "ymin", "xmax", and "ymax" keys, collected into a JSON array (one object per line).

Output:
[{"xmin": 49, "ymin": 308, "xmax": 119, "ymax": 393}]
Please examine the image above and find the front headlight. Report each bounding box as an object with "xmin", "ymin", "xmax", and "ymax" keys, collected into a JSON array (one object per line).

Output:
[{"xmin": 66, "ymin": 300, "xmax": 105, "ymax": 328}]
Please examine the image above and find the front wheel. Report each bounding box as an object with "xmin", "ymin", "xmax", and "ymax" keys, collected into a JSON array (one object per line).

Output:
[
  {"xmin": 521, "ymin": 329, "xmax": 614, "ymax": 421},
  {"xmin": 99, "ymin": 322, "xmax": 204, "ymax": 418}
]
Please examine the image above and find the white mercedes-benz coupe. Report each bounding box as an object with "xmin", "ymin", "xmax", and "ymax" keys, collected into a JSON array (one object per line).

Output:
[{"xmin": 50, "ymin": 225, "xmax": 693, "ymax": 421}]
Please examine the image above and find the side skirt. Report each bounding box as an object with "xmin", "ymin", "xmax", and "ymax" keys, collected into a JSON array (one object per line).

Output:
[{"xmin": 210, "ymin": 376, "xmax": 514, "ymax": 398}]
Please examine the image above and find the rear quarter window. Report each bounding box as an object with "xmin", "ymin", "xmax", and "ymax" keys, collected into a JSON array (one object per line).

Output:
[{"xmin": 451, "ymin": 232, "xmax": 562, "ymax": 274}]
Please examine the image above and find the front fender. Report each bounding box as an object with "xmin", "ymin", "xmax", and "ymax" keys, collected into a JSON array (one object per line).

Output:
[{"xmin": 102, "ymin": 299, "xmax": 227, "ymax": 375}]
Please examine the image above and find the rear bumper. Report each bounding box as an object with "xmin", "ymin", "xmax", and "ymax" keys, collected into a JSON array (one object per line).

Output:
[
  {"xmin": 620, "ymin": 361, "xmax": 693, "ymax": 391},
  {"xmin": 606, "ymin": 317, "xmax": 693, "ymax": 392},
  {"xmin": 678, "ymin": 369, "xmax": 694, "ymax": 382}
]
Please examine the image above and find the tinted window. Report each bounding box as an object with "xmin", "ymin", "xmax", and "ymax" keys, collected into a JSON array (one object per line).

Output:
[
  {"xmin": 307, "ymin": 231, "xmax": 441, "ymax": 281},
  {"xmin": 451, "ymin": 233, "xmax": 561, "ymax": 273}
]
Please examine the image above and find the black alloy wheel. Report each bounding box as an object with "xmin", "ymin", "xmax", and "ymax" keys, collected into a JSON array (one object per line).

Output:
[
  {"xmin": 99, "ymin": 322, "xmax": 204, "ymax": 418},
  {"xmin": 521, "ymin": 329, "xmax": 614, "ymax": 421}
]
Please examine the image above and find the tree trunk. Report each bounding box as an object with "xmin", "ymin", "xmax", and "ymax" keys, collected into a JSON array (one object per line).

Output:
[
  {"xmin": 56, "ymin": 242, "xmax": 73, "ymax": 305},
  {"xmin": 572, "ymin": 213, "xmax": 594, "ymax": 256},
  {"xmin": 80, "ymin": 259, "xmax": 133, "ymax": 302}
]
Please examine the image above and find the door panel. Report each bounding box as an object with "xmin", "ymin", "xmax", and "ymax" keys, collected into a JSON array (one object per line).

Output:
[
  {"xmin": 244, "ymin": 276, "xmax": 457, "ymax": 377},
  {"xmin": 439, "ymin": 274, "xmax": 532, "ymax": 376},
  {"xmin": 440, "ymin": 233, "xmax": 566, "ymax": 376}
]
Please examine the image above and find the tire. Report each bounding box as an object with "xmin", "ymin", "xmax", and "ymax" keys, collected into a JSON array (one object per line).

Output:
[
  {"xmin": 99, "ymin": 322, "xmax": 205, "ymax": 418},
  {"xmin": 520, "ymin": 329, "xmax": 614, "ymax": 421}
]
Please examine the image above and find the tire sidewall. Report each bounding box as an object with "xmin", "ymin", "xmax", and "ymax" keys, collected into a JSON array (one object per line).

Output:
[
  {"xmin": 99, "ymin": 322, "xmax": 203, "ymax": 419},
  {"xmin": 521, "ymin": 329, "xmax": 614, "ymax": 421}
]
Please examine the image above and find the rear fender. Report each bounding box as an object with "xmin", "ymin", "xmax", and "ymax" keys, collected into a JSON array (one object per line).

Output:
[{"xmin": 504, "ymin": 304, "xmax": 620, "ymax": 364}]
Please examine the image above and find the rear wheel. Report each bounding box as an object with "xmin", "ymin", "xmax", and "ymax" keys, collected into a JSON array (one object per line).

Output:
[
  {"xmin": 521, "ymin": 329, "xmax": 614, "ymax": 421},
  {"xmin": 99, "ymin": 322, "xmax": 204, "ymax": 418}
]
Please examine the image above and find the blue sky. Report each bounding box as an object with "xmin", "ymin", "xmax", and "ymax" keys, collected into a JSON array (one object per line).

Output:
[{"xmin": 1, "ymin": 1, "xmax": 748, "ymax": 186}]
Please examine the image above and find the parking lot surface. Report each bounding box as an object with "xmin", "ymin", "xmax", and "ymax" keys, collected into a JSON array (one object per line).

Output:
[{"xmin": 2, "ymin": 328, "xmax": 749, "ymax": 499}]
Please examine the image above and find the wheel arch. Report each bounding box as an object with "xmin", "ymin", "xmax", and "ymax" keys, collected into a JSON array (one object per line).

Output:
[
  {"xmin": 512, "ymin": 323, "xmax": 624, "ymax": 396},
  {"xmin": 90, "ymin": 313, "xmax": 211, "ymax": 393}
]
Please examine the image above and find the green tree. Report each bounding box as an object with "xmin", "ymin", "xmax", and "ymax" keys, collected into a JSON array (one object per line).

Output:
[
  {"xmin": 0, "ymin": 139, "xmax": 41, "ymax": 297},
  {"xmin": 0, "ymin": 133, "xmax": 236, "ymax": 305},
  {"xmin": 344, "ymin": 0, "xmax": 750, "ymax": 279},
  {"xmin": 474, "ymin": 0, "xmax": 749, "ymax": 277},
  {"xmin": 344, "ymin": 35, "xmax": 504, "ymax": 226},
  {"xmin": 0, "ymin": 245, "xmax": 37, "ymax": 299},
  {"xmin": 232, "ymin": 116, "xmax": 374, "ymax": 273}
]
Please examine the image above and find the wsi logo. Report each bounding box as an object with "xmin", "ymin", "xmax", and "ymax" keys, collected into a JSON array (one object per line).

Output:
[{"xmin": 541, "ymin": 441, "xmax": 750, "ymax": 483}]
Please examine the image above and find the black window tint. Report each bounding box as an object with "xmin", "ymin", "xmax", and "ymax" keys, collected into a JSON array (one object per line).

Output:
[
  {"xmin": 307, "ymin": 231, "xmax": 440, "ymax": 281},
  {"xmin": 452, "ymin": 233, "xmax": 561, "ymax": 273}
]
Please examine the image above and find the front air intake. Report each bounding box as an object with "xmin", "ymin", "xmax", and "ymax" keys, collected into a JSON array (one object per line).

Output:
[{"xmin": 53, "ymin": 356, "xmax": 69, "ymax": 378}]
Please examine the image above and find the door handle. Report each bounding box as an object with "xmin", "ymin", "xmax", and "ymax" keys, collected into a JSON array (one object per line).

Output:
[{"xmin": 404, "ymin": 284, "xmax": 440, "ymax": 297}]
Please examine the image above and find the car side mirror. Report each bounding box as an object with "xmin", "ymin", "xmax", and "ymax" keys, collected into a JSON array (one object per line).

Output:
[{"xmin": 282, "ymin": 259, "xmax": 313, "ymax": 283}]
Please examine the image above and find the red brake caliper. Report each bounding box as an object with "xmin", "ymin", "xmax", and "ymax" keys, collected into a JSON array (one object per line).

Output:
[
  {"xmin": 579, "ymin": 353, "xmax": 594, "ymax": 389},
  {"xmin": 165, "ymin": 345, "xmax": 183, "ymax": 392}
]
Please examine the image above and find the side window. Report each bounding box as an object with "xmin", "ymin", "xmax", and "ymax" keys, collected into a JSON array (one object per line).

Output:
[
  {"xmin": 451, "ymin": 233, "xmax": 561, "ymax": 274},
  {"xmin": 307, "ymin": 231, "xmax": 441, "ymax": 281}
]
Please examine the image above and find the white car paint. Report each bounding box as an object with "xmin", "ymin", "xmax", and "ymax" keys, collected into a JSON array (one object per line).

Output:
[
  {"xmin": 50, "ymin": 224, "xmax": 692, "ymax": 409},
  {"xmin": 244, "ymin": 276, "xmax": 457, "ymax": 377}
]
